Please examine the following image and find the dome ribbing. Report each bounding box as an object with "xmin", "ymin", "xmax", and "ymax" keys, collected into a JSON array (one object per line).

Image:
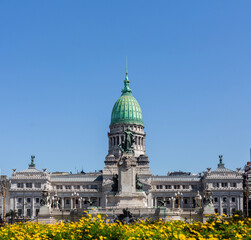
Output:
[{"xmin": 110, "ymin": 73, "xmax": 143, "ymax": 126}]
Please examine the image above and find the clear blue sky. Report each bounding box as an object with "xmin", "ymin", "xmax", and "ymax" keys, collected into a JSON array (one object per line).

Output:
[{"xmin": 0, "ymin": 1, "xmax": 251, "ymax": 176}]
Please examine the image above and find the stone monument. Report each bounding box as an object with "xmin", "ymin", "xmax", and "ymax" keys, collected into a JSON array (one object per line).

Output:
[
  {"xmin": 107, "ymin": 128, "xmax": 147, "ymax": 208},
  {"xmin": 203, "ymin": 188, "xmax": 215, "ymax": 222},
  {"xmin": 38, "ymin": 186, "xmax": 55, "ymax": 223}
]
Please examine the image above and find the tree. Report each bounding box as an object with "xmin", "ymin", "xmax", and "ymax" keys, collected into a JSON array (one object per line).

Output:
[{"xmin": 6, "ymin": 209, "xmax": 18, "ymax": 224}]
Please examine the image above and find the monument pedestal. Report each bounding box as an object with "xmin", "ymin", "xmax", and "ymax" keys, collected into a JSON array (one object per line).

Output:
[
  {"xmin": 203, "ymin": 204, "xmax": 215, "ymax": 223},
  {"xmin": 38, "ymin": 206, "xmax": 56, "ymax": 224},
  {"xmin": 107, "ymin": 191, "xmax": 147, "ymax": 208},
  {"xmin": 107, "ymin": 152, "xmax": 148, "ymax": 209}
]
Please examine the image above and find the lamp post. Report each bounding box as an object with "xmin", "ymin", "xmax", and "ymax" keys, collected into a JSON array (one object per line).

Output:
[
  {"xmin": 175, "ymin": 191, "xmax": 183, "ymax": 209},
  {"xmin": 71, "ymin": 192, "xmax": 79, "ymax": 209}
]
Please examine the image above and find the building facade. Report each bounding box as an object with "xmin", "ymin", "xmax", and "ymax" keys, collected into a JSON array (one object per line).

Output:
[{"xmin": 0, "ymin": 72, "xmax": 245, "ymax": 220}]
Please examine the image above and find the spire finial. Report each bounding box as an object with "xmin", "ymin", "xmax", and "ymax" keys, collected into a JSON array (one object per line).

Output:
[
  {"xmin": 122, "ymin": 58, "xmax": 132, "ymax": 94},
  {"xmin": 125, "ymin": 57, "xmax": 128, "ymax": 80},
  {"xmin": 126, "ymin": 56, "xmax": 128, "ymax": 73}
]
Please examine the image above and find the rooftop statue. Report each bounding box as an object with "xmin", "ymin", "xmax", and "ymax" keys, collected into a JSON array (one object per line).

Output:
[{"xmin": 118, "ymin": 128, "xmax": 136, "ymax": 154}]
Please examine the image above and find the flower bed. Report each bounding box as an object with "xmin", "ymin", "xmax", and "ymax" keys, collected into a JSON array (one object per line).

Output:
[{"xmin": 0, "ymin": 214, "xmax": 250, "ymax": 239}]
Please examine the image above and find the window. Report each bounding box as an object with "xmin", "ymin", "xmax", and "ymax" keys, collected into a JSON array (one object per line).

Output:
[
  {"xmin": 27, "ymin": 209, "xmax": 31, "ymax": 217},
  {"xmin": 183, "ymin": 185, "xmax": 189, "ymax": 189},
  {"xmin": 76, "ymin": 199, "xmax": 79, "ymax": 205},
  {"xmin": 74, "ymin": 185, "xmax": 80, "ymax": 189},
  {"xmin": 27, "ymin": 198, "xmax": 31, "ymax": 203},
  {"xmin": 34, "ymin": 183, "xmax": 41, "ymax": 188},
  {"xmin": 66, "ymin": 199, "xmax": 70, "ymax": 204},
  {"xmin": 174, "ymin": 185, "xmax": 180, "ymax": 189},
  {"xmin": 26, "ymin": 183, "xmax": 32, "ymax": 188},
  {"xmin": 221, "ymin": 182, "xmax": 228, "ymax": 188},
  {"xmin": 165, "ymin": 185, "xmax": 172, "ymax": 189},
  {"xmin": 214, "ymin": 197, "xmax": 218, "ymax": 203},
  {"xmin": 191, "ymin": 185, "xmax": 197, "ymax": 190},
  {"xmin": 232, "ymin": 197, "xmax": 236, "ymax": 202},
  {"xmin": 184, "ymin": 198, "xmax": 188, "ymax": 204},
  {"xmin": 91, "ymin": 185, "xmax": 98, "ymax": 190},
  {"xmin": 18, "ymin": 209, "xmax": 22, "ymax": 216},
  {"xmin": 65, "ymin": 185, "xmax": 71, "ymax": 189},
  {"xmin": 223, "ymin": 208, "xmax": 227, "ymax": 215},
  {"xmin": 17, "ymin": 183, "xmax": 24, "ymax": 188},
  {"xmin": 36, "ymin": 198, "xmax": 40, "ymax": 203},
  {"xmin": 223, "ymin": 197, "xmax": 227, "ymax": 203},
  {"xmin": 56, "ymin": 185, "xmax": 63, "ymax": 189},
  {"xmin": 18, "ymin": 198, "xmax": 22, "ymax": 203},
  {"xmin": 215, "ymin": 208, "xmax": 218, "ymax": 213},
  {"xmin": 231, "ymin": 182, "xmax": 237, "ymax": 188}
]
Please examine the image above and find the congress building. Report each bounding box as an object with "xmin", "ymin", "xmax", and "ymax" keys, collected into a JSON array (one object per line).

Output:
[{"xmin": 0, "ymin": 72, "xmax": 245, "ymax": 222}]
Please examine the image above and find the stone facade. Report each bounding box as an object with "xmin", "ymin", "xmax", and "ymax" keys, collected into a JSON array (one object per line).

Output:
[{"xmin": 0, "ymin": 72, "xmax": 246, "ymax": 221}]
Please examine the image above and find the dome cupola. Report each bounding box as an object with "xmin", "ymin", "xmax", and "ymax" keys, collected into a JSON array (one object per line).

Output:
[{"xmin": 110, "ymin": 72, "xmax": 143, "ymax": 126}]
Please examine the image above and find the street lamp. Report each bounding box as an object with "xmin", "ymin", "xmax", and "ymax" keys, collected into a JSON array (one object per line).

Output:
[
  {"xmin": 71, "ymin": 192, "xmax": 79, "ymax": 209},
  {"xmin": 175, "ymin": 191, "xmax": 183, "ymax": 209}
]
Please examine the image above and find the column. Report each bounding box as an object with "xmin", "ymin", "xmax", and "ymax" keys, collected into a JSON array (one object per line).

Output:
[
  {"xmin": 32, "ymin": 197, "xmax": 35, "ymax": 219},
  {"xmin": 23, "ymin": 197, "xmax": 25, "ymax": 218},
  {"xmin": 10, "ymin": 197, "xmax": 14, "ymax": 211},
  {"xmin": 240, "ymin": 195, "xmax": 243, "ymax": 211},
  {"xmin": 70, "ymin": 198, "xmax": 73, "ymax": 209},
  {"xmin": 61, "ymin": 197, "xmax": 64, "ymax": 209},
  {"xmin": 13, "ymin": 197, "xmax": 16, "ymax": 211},
  {"xmin": 228, "ymin": 196, "xmax": 231, "ymax": 216},
  {"xmin": 219, "ymin": 196, "xmax": 222, "ymax": 215}
]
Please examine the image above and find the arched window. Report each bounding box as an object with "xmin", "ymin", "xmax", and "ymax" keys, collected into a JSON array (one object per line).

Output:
[{"xmin": 116, "ymin": 136, "xmax": 119, "ymax": 145}]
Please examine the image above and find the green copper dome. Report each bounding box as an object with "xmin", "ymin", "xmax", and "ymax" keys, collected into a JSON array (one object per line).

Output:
[{"xmin": 110, "ymin": 72, "xmax": 144, "ymax": 126}]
